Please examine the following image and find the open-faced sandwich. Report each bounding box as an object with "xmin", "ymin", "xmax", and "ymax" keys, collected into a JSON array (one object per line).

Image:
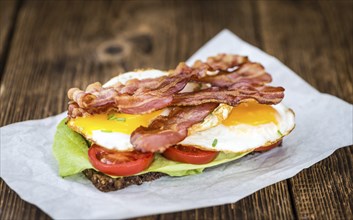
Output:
[{"xmin": 53, "ymin": 54, "xmax": 295, "ymax": 192}]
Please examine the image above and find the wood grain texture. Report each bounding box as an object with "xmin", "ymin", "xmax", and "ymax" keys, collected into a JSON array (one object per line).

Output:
[
  {"xmin": 136, "ymin": 181, "xmax": 294, "ymax": 220},
  {"xmin": 289, "ymin": 147, "xmax": 353, "ymax": 219},
  {"xmin": 0, "ymin": 0, "xmax": 351, "ymax": 219},
  {"xmin": 257, "ymin": 0, "xmax": 353, "ymax": 103},
  {"xmin": 0, "ymin": 0, "xmax": 19, "ymax": 73},
  {"xmin": 257, "ymin": 1, "xmax": 353, "ymax": 219}
]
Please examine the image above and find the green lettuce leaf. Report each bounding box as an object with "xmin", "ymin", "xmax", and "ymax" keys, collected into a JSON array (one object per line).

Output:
[
  {"xmin": 142, "ymin": 152, "xmax": 248, "ymax": 176},
  {"xmin": 52, "ymin": 119, "xmax": 250, "ymax": 177},
  {"xmin": 53, "ymin": 119, "xmax": 93, "ymax": 176}
]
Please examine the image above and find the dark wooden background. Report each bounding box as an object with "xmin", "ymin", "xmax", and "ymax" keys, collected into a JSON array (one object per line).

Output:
[{"xmin": 0, "ymin": 0, "xmax": 352, "ymax": 219}]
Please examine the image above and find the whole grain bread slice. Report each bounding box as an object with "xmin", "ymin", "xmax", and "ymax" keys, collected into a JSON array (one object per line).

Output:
[{"xmin": 83, "ymin": 169, "xmax": 166, "ymax": 192}]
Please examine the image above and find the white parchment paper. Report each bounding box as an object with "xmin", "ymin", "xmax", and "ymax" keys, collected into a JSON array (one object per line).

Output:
[{"xmin": 1, "ymin": 29, "xmax": 352, "ymax": 219}]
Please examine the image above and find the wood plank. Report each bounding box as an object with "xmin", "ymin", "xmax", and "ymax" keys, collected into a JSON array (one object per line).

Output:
[
  {"xmin": 258, "ymin": 1, "xmax": 353, "ymax": 219},
  {"xmin": 0, "ymin": 0, "xmax": 19, "ymax": 72},
  {"xmin": 258, "ymin": 0, "xmax": 353, "ymax": 103},
  {"xmin": 139, "ymin": 180, "xmax": 294, "ymax": 220},
  {"xmin": 0, "ymin": 0, "xmax": 295, "ymax": 219},
  {"xmin": 0, "ymin": 1, "xmax": 31, "ymax": 220},
  {"xmin": 290, "ymin": 147, "xmax": 353, "ymax": 219}
]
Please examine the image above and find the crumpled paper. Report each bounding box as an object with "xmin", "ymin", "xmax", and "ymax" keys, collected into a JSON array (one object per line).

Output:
[{"xmin": 1, "ymin": 29, "xmax": 352, "ymax": 219}]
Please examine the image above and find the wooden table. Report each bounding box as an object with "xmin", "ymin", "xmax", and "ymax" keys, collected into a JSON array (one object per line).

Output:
[{"xmin": 1, "ymin": 0, "xmax": 352, "ymax": 219}]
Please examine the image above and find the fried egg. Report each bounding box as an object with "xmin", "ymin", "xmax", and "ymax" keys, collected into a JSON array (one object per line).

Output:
[
  {"xmin": 68, "ymin": 69, "xmax": 295, "ymax": 153},
  {"xmin": 181, "ymin": 101, "xmax": 295, "ymax": 153}
]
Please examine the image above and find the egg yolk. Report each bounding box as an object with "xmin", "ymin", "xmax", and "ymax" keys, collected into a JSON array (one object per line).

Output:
[
  {"xmin": 68, "ymin": 110, "xmax": 163, "ymax": 135},
  {"xmin": 222, "ymin": 102, "xmax": 279, "ymax": 126}
]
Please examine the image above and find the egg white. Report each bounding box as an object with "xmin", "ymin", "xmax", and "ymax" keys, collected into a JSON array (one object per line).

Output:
[
  {"xmin": 91, "ymin": 131, "xmax": 132, "ymax": 151},
  {"xmin": 180, "ymin": 103, "xmax": 295, "ymax": 153}
]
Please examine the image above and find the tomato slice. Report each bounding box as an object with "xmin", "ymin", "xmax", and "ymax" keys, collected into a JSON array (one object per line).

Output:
[
  {"xmin": 162, "ymin": 145, "xmax": 219, "ymax": 164},
  {"xmin": 254, "ymin": 139, "xmax": 282, "ymax": 152},
  {"xmin": 88, "ymin": 144, "xmax": 154, "ymax": 176}
]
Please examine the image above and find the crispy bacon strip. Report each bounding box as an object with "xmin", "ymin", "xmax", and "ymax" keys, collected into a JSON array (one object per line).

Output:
[
  {"xmin": 115, "ymin": 94, "xmax": 173, "ymax": 114},
  {"xmin": 117, "ymin": 63, "xmax": 193, "ymax": 95},
  {"xmin": 68, "ymin": 82, "xmax": 117, "ymax": 109},
  {"xmin": 68, "ymin": 89, "xmax": 174, "ymax": 117},
  {"xmin": 192, "ymin": 54, "xmax": 249, "ymax": 77},
  {"xmin": 172, "ymin": 85, "xmax": 285, "ymax": 106},
  {"xmin": 131, "ymin": 103, "xmax": 219, "ymax": 152},
  {"xmin": 205, "ymin": 54, "xmax": 249, "ymax": 70},
  {"xmin": 194, "ymin": 62, "xmax": 272, "ymax": 87},
  {"xmin": 116, "ymin": 77, "xmax": 166, "ymax": 95},
  {"xmin": 67, "ymin": 63, "xmax": 193, "ymax": 117}
]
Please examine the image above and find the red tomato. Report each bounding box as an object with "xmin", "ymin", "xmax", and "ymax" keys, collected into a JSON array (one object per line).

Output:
[
  {"xmin": 88, "ymin": 145, "xmax": 154, "ymax": 176},
  {"xmin": 162, "ymin": 145, "xmax": 219, "ymax": 164},
  {"xmin": 254, "ymin": 139, "xmax": 282, "ymax": 152}
]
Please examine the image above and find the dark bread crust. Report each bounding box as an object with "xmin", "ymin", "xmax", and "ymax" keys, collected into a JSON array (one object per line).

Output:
[{"xmin": 83, "ymin": 169, "xmax": 166, "ymax": 192}]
